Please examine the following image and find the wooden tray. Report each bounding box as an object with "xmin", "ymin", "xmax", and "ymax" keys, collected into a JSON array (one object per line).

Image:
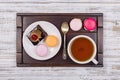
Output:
[{"xmin": 16, "ymin": 13, "xmax": 103, "ymax": 67}]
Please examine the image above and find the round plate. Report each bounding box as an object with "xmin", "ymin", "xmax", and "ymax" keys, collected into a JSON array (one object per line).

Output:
[{"xmin": 23, "ymin": 21, "xmax": 62, "ymax": 60}]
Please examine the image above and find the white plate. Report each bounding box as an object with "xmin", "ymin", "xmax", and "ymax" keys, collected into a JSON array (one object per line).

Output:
[{"xmin": 22, "ymin": 21, "xmax": 62, "ymax": 60}]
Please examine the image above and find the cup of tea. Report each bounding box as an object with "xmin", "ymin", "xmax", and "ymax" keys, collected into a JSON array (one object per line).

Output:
[{"xmin": 67, "ymin": 35, "xmax": 98, "ymax": 64}]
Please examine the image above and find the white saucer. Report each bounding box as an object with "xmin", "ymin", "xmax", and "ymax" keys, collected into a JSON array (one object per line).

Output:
[{"xmin": 22, "ymin": 21, "xmax": 62, "ymax": 60}]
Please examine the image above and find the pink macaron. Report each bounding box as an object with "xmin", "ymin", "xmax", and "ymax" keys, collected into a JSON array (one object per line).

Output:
[
  {"xmin": 84, "ymin": 18, "xmax": 96, "ymax": 31},
  {"xmin": 70, "ymin": 18, "xmax": 82, "ymax": 31},
  {"xmin": 36, "ymin": 44, "xmax": 48, "ymax": 57}
]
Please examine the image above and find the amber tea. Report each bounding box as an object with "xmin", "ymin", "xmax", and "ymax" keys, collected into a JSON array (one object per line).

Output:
[{"xmin": 70, "ymin": 37, "xmax": 94, "ymax": 61}]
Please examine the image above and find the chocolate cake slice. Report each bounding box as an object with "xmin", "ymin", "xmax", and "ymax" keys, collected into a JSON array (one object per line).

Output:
[{"xmin": 27, "ymin": 25, "xmax": 48, "ymax": 45}]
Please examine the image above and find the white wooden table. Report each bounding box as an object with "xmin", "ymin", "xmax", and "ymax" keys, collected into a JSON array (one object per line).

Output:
[{"xmin": 0, "ymin": 0, "xmax": 120, "ymax": 80}]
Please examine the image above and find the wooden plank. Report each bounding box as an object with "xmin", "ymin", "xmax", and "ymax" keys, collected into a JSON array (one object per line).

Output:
[
  {"xmin": 98, "ymin": 16, "xmax": 103, "ymax": 27},
  {"xmin": 18, "ymin": 13, "xmax": 102, "ymax": 16},
  {"xmin": 16, "ymin": 16, "xmax": 22, "ymax": 27},
  {"xmin": 98, "ymin": 52, "xmax": 103, "ymax": 65},
  {"xmin": 0, "ymin": 3, "xmax": 120, "ymax": 13},
  {"xmin": 16, "ymin": 28, "xmax": 22, "ymax": 52},
  {"xmin": 98, "ymin": 28, "xmax": 103, "ymax": 52},
  {"xmin": 0, "ymin": 0, "xmax": 120, "ymax": 3},
  {"xmin": 16, "ymin": 52, "xmax": 22, "ymax": 64}
]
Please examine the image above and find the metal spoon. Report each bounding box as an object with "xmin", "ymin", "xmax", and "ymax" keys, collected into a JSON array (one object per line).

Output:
[{"xmin": 61, "ymin": 22, "xmax": 69, "ymax": 60}]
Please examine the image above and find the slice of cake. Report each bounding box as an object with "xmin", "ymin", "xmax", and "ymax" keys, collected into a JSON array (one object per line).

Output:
[{"xmin": 27, "ymin": 25, "xmax": 48, "ymax": 45}]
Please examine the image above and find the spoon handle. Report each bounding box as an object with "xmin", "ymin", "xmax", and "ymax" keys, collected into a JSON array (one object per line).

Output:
[{"xmin": 63, "ymin": 34, "xmax": 67, "ymax": 60}]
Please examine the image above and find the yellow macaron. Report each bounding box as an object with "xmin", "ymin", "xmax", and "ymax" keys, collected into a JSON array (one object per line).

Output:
[{"xmin": 45, "ymin": 35, "xmax": 58, "ymax": 47}]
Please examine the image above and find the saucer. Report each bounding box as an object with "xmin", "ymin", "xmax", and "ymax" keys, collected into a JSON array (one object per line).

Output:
[{"xmin": 22, "ymin": 21, "xmax": 62, "ymax": 60}]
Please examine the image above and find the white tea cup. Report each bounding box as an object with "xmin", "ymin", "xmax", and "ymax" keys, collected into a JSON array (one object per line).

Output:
[{"xmin": 67, "ymin": 35, "xmax": 98, "ymax": 64}]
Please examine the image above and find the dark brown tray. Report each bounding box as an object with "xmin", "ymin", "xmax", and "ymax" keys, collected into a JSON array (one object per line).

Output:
[{"xmin": 16, "ymin": 13, "xmax": 103, "ymax": 67}]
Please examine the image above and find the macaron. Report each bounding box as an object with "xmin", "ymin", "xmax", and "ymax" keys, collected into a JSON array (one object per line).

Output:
[
  {"xmin": 45, "ymin": 35, "xmax": 58, "ymax": 47},
  {"xmin": 84, "ymin": 18, "xmax": 96, "ymax": 31},
  {"xmin": 70, "ymin": 18, "xmax": 82, "ymax": 31},
  {"xmin": 36, "ymin": 44, "xmax": 48, "ymax": 57}
]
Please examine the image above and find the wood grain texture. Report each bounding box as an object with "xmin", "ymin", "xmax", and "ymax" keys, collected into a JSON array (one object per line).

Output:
[
  {"xmin": 1, "ymin": 0, "xmax": 120, "ymax": 3},
  {"xmin": 0, "ymin": 0, "xmax": 120, "ymax": 80}
]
